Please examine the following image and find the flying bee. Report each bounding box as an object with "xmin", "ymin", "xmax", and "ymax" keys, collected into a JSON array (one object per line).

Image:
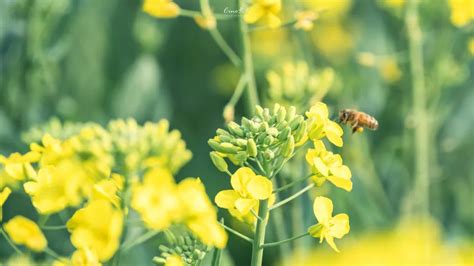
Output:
[{"xmin": 338, "ymin": 109, "xmax": 379, "ymax": 134}]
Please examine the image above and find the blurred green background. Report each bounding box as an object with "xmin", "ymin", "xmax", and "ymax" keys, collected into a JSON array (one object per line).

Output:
[{"xmin": 1, "ymin": 0, "xmax": 473, "ymax": 265}]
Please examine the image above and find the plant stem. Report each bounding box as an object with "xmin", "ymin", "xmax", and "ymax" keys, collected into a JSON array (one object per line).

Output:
[
  {"xmin": 270, "ymin": 183, "xmax": 314, "ymax": 211},
  {"xmin": 226, "ymin": 75, "xmax": 247, "ymax": 108},
  {"xmin": 0, "ymin": 228, "xmax": 23, "ymax": 255},
  {"xmin": 405, "ymin": 0, "xmax": 429, "ymax": 216},
  {"xmin": 250, "ymin": 199, "xmax": 269, "ymax": 266},
  {"xmin": 238, "ymin": 0, "xmax": 259, "ymax": 116},
  {"xmin": 261, "ymin": 232, "xmax": 309, "ymax": 248},
  {"xmin": 220, "ymin": 223, "xmax": 253, "ymax": 243},
  {"xmin": 273, "ymin": 175, "xmax": 311, "ymax": 193},
  {"xmin": 210, "ymin": 29, "xmax": 242, "ymax": 67},
  {"xmin": 122, "ymin": 230, "xmax": 160, "ymax": 252},
  {"xmin": 40, "ymin": 224, "xmax": 67, "ymax": 230}
]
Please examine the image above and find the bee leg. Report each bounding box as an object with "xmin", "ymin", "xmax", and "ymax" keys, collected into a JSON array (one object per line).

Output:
[{"xmin": 351, "ymin": 121, "xmax": 359, "ymax": 134}]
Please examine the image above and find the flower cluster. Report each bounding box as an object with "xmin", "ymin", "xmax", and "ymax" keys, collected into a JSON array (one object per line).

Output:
[
  {"xmin": 210, "ymin": 103, "xmax": 352, "ymax": 252},
  {"xmin": 0, "ymin": 118, "xmax": 225, "ymax": 265}
]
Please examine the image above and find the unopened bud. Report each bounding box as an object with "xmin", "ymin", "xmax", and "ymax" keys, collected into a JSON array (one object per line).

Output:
[
  {"xmin": 223, "ymin": 105, "xmax": 234, "ymax": 123},
  {"xmin": 263, "ymin": 149, "xmax": 274, "ymax": 160},
  {"xmin": 227, "ymin": 122, "xmax": 244, "ymax": 137},
  {"xmin": 247, "ymin": 139, "xmax": 258, "ymax": 157},
  {"xmin": 210, "ymin": 152, "xmax": 228, "ymax": 172},
  {"xmin": 281, "ymin": 135, "xmax": 295, "ymax": 158}
]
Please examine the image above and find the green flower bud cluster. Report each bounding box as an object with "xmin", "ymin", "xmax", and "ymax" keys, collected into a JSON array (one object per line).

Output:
[
  {"xmin": 153, "ymin": 231, "xmax": 211, "ymax": 265},
  {"xmin": 209, "ymin": 104, "xmax": 307, "ymax": 176}
]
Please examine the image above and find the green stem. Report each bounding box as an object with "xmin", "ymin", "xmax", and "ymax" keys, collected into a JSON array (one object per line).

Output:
[
  {"xmin": 405, "ymin": 0, "xmax": 429, "ymax": 216},
  {"xmin": 273, "ymin": 175, "xmax": 311, "ymax": 193},
  {"xmin": 250, "ymin": 209, "xmax": 263, "ymax": 222},
  {"xmin": 0, "ymin": 228, "xmax": 23, "ymax": 255},
  {"xmin": 210, "ymin": 29, "xmax": 242, "ymax": 67},
  {"xmin": 248, "ymin": 19, "xmax": 297, "ymax": 32},
  {"xmin": 250, "ymin": 199, "xmax": 269, "ymax": 266},
  {"xmin": 40, "ymin": 225, "xmax": 67, "ymax": 230},
  {"xmin": 270, "ymin": 183, "xmax": 315, "ymax": 211},
  {"xmin": 226, "ymin": 75, "xmax": 247, "ymax": 108},
  {"xmin": 238, "ymin": 0, "xmax": 259, "ymax": 116},
  {"xmin": 122, "ymin": 230, "xmax": 160, "ymax": 252},
  {"xmin": 261, "ymin": 232, "xmax": 309, "ymax": 248},
  {"xmin": 220, "ymin": 223, "xmax": 253, "ymax": 243},
  {"xmin": 179, "ymin": 9, "xmax": 233, "ymax": 20},
  {"xmin": 45, "ymin": 247, "xmax": 66, "ymax": 262}
]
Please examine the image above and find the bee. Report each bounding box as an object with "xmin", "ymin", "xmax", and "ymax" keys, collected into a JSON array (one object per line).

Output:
[{"xmin": 338, "ymin": 109, "xmax": 379, "ymax": 134}]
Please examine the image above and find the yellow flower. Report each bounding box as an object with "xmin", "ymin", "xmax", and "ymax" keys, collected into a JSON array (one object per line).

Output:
[
  {"xmin": 91, "ymin": 174, "xmax": 124, "ymax": 208},
  {"xmin": 165, "ymin": 254, "xmax": 184, "ymax": 266},
  {"xmin": 67, "ymin": 200, "xmax": 123, "ymax": 261},
  {"xmin": 308, "ymin": 197, "xmax": 349, "ymax": 252},
  {"xmin": 294, "ymin": 10, "xmax": 318, "ymax": 31},
  {"xmin": 244, "ymin": 0, "xmax": 282, "ymax": 28},
  {"xmin": 177, "ymin": 178, "xmax": 227, "ymax": 248},
  {"xmin": 215, "ymin": 167, "xmax": 272, "ymax": 218},
  {"xmin": 306, "ymin": 141, "xmax": 352, "ymax": 191},
  {"xmin": 131, "ymin": 167, "xmax": 180, "ymax": 230},
  {"xmin": 71, "ymin": 248, "xmax": 102, "ymax": 266},
  {"xmin": 4, "ymin": 215, "xmax": 47, "ymax": 252},
  {"xmin": 448, "ymin": 0, "xmax": 474, "ymax": 27},
  {"xmin": 24, "ymin": 166, "xmax": 84, "ymax": 214},
  {"xmin": 143, "ymin": 0, "xmax": 180, "ymax": 18},
  {"xmin": 0, "ymin": 186, "xmax": 11, "ymax": 222},
  {"xmin": 0, "ymin": 152, "xmax": 37, "ymax": 183},
  {"xmin": 306, "ymin": 102, "xmax": 344, "ymax": 147}
]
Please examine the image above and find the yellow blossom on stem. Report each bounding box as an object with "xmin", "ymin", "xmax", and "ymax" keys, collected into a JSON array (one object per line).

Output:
[
  {"xmin": 308, "ymin": 197, "xmax": 350, "ymax": 252},
  {"xmin": 131, "ymin": 167, "xmax": 180, "ymax": 230},
  {"xmin": 0, "ymin": 152, "xmax": 37, "ymax": 184},
  {"xmin": 66, "ymin": 200, "xmax": 123, "ymax": 262},
  {"xmin": 177, "ymin": 178, "xmax": 227, "ymax": 248},
  {"xmin": 143, "ymin": 0, "xmax": 180, "ymax": 18},
  {"xmin": 24, "ymin": 166, "xmax": 84, "ymax": 214},
  {"xmin": 306, "ymin": 102, "xmax": 344, "ymax": 147},
  {"xmin": 91, "ymin": 173, "xmax": 124, "ymax": 208},
  {"xmin": 306, "ymin": 141, "xmax": 352, "ymax": 191},
  {"xmin": 0, "ymin": 186, "xmax": 11, "ymax": 222},
  {"xmin": 4, "ymin": 215, "xmax": 47, "ymax": 252},
  {"xmin": 244, "ymin": 0, "xmax": 282, "ymax": 28},
  {"xmin": 195, "ymin": 15, "xmax": 217, "ymax": 30},
  {"xmin": 215, "ymin": 167, "xmax": 272, "ymax": 218}
]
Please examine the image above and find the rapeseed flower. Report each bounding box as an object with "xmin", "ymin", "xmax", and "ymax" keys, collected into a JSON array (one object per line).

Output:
[
  {"xmin": 308, "ymin": 197, "xmax": 349, "ymax": 252},
  {"xmin": 177, "ymin": 178, "xmax": 227, "ymax": 248},
  {"xmin": 24, "ymin": 166, "xmax": 84, "ymax": 214},
  {"xmin": 4, "ymin": 215, "xmax": 47, "ymax": 252},
  {"xmin": 0, "ymin": 152, "xmax": 37, "ymax": 185},
  {"xmin": 67, "ymin": 199, "xmax": 123, "ymax": 261},
  {"xmin": 91, "ymin": 174, "xmax": 124, "ymax": 208},
  {"xmin": 295, "ymin": 10, "xmax": 318, "ymax": 31},
  {"xmin": 244, "ymin": 0, "xmax": 282, "ymax": 28},
  {"xmin": 215, "ymin": 167, "xmax": 272, "ymax": 218},
  {"xmin": 306, "ymin": 102, "xmax": 344, "ymax": 147},
  {"xmin": 164, "ymin": 254, "xmax": 184, "ymax": 266},
  {"xmin": 448, "ymin": 0, "xmax": 474, "ymax": 27},
  {"xmin": 131, "ymin": 167, "xmax": 180, "ymax": 230},
  {"xmin": 306, "ymin": 141, "xmax": 352, "ymax": 191},
  {"xmin": 143, "ymin": 0, "xmax": 180, "ymax": 18},
  {"xmin": 0, "ymin": 187, "xmax": 11, "ymax": 222}
]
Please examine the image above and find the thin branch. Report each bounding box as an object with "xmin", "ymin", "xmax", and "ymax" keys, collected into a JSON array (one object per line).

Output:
[
  {"xmin": 261, "ymin": 232, "xmax": 309, "ymax": 248},
  {"xmin": 122, "ymin": 230, "xmax": 160, "ymax": 252},
  {"xmin": 273, "ymin": 175, "xmax": 311, "ymax": 193},
  {"xmin": 269, "ymin": 183, "xmax": 315, "ymax": 211},
  {"xmin": 250, "ymin": 209, "xmax": 263, "ymax": 222},
  {"xmin": 0, "ymin": 228, "xmax": 23, "ymax": 255},
  {"xmin": 220, "ymin": 223, "xmax": 253, "ymax": 243}
]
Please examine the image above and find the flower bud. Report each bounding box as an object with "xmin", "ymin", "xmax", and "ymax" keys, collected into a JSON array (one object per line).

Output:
[
  {"xmin": 281, "ymin": 135, "xmax": 295, "ymax": 158},
  {"xmin": 241, "ymin": 117, "xmax": 252, "ymax": 129},
  {"xmin": 210, "ymin": 152, "xmax": 228, "ymax": 172},
  {"xmin": 247, "ymin": 139, "xmax": 258, "ymax": 157},
  {"xmin": 208, "ymin": 139, "xmax": 221, "ymax": 151},
  {"xmin": 287, "ymin": 106, "xmax": 296, "ymax": 121},
  {"xmin": 276, "ymin": 120, "xmax": 288, "ymax": 131},
  {"xmin": 294, "ymin": 121, "xmax": 307, "ymax": 143},
  {"xmin": 219, "ymin": 142, "xmax": 239, "ymax": 154},
  {"xmin": 277, "ymin": 107, "xmax": 286, "ymax": 122},
  {"xmin": 278, "ymin": 127, "xmax": 291, "ymax": 141},
  {"xmin": 263, "ymin": 149, "xmax": 274, "ymax": 160},
  {"xmin": 266, "ymin": 127, "xmax": 278, "ymax": 137},
  {"xmin": 273, "ymin": 103, "xmax": 281, "ymax": 114},
  {"xmin": 263, "ymin": 136, "xmax": 274, "ymax": 146},
  {"xmin": 227, "ymin": 122, "xmax": 244, "ymax": 137},
  {"xmin": 233, "ymin": 138, "xmax": 248, "ymax": 147},
  {"xmin": 255, "ymin": 105, "xmax": 264, "ymax": 119},
  {"xmin": 216, "ymin": 129, "xmax": 230, "ymax": 136},
  {"xmin": 289, "ymin": 115, "xmax": 304, "ymax": 130}
]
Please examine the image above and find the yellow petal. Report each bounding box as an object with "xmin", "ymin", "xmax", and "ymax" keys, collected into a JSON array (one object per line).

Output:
[
  {"xmin": 327, "ymin": 175, "xmax": 352, "ymax": 191},
  {"xmin": 329, "ymin": 213, "xmax": 350, "ymax": 239},
  {"xmin": 143, "ymin": 0, "xmax": 180, "ymax": 18},
  {"xmin": 326, "ymin": 130, "xmax": 343, "ymax": 147},
  {"xmin": 0, "ymin": 187, "xmax": 11, "ymax": 206},
  {"xmin": 231, "ymin": 167, "xmax": 254, "ymax": 195},
  {"xmin": 326, "ymin": 120, "xmax": 343, "ymax": 136},
  {"xmin": 244, "ymin": 5, "xmax": 265, "ymax": 23},
  {"xmin": 313, "ymin": 196, "xmax": 333, "ymax": 223},
  {"xmin": 313, "ymin": 157, "xmax": 329, "ymax": 176},
  {"xmin": 235, "ymin": 198, "xmax": 257, "ymax": 214},
  {"xmin": 331, "ymin": 165, "xmax": 351, "ymax": 179},
  {"xmin": 325, "ymin": 235, "xmax": 340, "ymax": 252},
  {"xmin": 263, "ymin": 13, "xmax": 281, "ymax": 28},
  {"xmin": 215, "ymin": 190, "xmax": 239, "ymax": 209},
  {"xmin": 307, "ymin": 102, "xmax": 329, "ymax": 119},
  {"xmin": 246, "ymin": 175, "xmax": 272, "ymax": 200}
]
